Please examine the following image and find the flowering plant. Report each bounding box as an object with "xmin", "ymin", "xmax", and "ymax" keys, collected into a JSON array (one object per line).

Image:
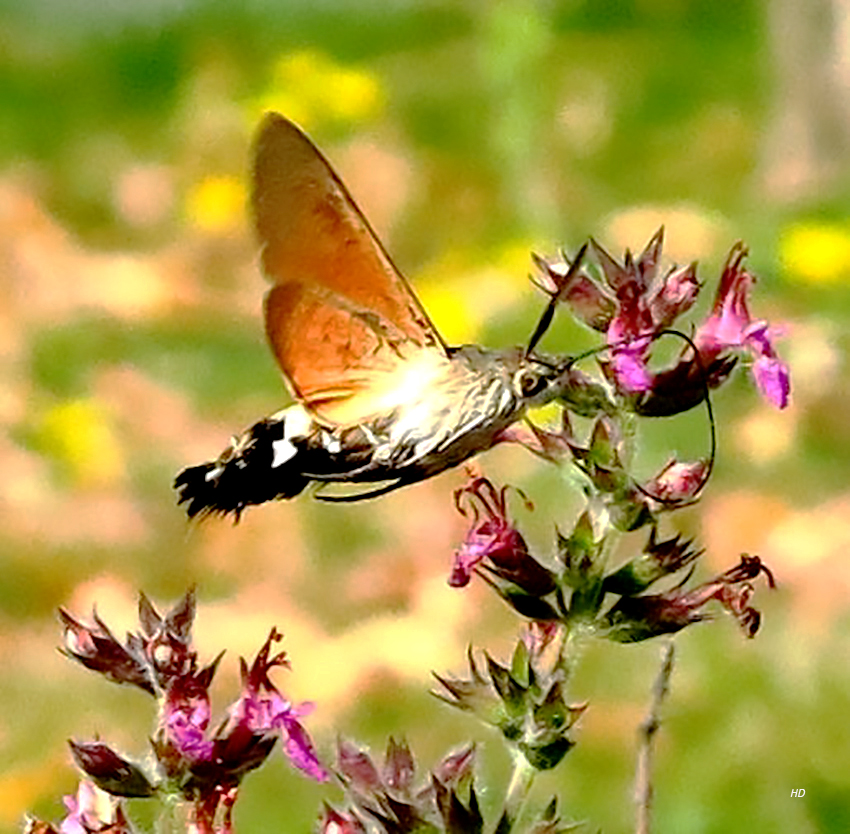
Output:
[
  {"xmin": 27, "ymin": 232, "xmax": 787, "ymax": 834},
  {"xmin": 33, "ymin": 591, "xmax": 327, "ymax": 834}
]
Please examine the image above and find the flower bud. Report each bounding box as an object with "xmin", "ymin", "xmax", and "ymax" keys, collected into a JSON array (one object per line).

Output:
[
  {"xmin": 433, "ymin": 775, "xmax": 485, "ymax": 834},
  {"xmin": 59, "ymin": 590, "xmax": 200, "ymax": 696},
  {"xmin": 647, "ymin": 262, "xmax": 699, "ymax": 328},
  {"xmin": 68, "ymin": 740, "xmax": 156, "ymax": 798},
  {"xmin": 432, "ymin": 743, "xmax": 476, "ymax": 787},
  {"xmin": 644, "ymin": 458, "xmax": 709, "ymax": 506},
  {"xmin": 604, "ymin": 528, "xmax": 701, "ymax": 596},
  {"xmin": 336, "ymin": 738, "xmax": 382, "ymax": 792},
  {"xmin": 59, "ymin": 608, "xmax": 154, "ymax": 695}
]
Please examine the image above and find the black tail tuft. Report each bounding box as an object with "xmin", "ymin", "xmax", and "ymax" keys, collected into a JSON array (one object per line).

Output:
[{"xmin": 174, "ymin": 418, "xmax": 309, "ymax": 520}]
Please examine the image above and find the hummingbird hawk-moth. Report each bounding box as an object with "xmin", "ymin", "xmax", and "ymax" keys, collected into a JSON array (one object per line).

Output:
[{"xmin": 175, "ymin": 113, "xmax": 586, "ymax": 519}]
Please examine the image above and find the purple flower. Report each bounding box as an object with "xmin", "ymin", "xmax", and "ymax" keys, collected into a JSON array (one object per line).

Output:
[
  {"xmin": 536, "ymin": 231, "xmax": 790, "ymax": 413},
  {"xmin": 449, "ymin": 475, "xmax": 554, "ymax": 595},
  {"xmin": 163, "ymin": 671, "xmax": 216, "ymax": 764},
  {"xmin": 591, "ymin": 229, "xmax": 697, "ymax": 396},
  {"xmin": 542, "ymin": 229, "xmax": 699, "ymax": 400},
  {"xmin": 606, "ymin": 335, "xmax": 654, "ymax": 393},
  {"xmin": 752, "ymin": 353, "xmax": 791, "ymax": 408},
  {"xmin": 450, "ymin": 476, "xmax": 530, "ymax": 587},
  {"xmin": 57, "ymin": 592, "xmax": 328, "ymax": 833},
  {"xmin": 227, "ymin": 628, "xmax": 328, "ymax": 782},
  {"xmin": 153, "ymin": 627, "xmax": 325, "ymax": 827},
  {"xmin": 59, "ymin": 783, "xmax": 91, "ymax": 834},
  {"xmin": 695, "ymin": 243, "xmax": 791, "ymax": 408}
]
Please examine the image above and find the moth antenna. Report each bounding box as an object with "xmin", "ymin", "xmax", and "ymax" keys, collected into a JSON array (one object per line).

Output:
[{"xmin": 526, "ymin": 241, "xmax": 589, "ymax": 357}]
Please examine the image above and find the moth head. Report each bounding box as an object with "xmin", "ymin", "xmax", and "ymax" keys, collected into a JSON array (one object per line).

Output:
[{"xmin": 512, "ymin": 356, "xmax": 564, "ymax": 404}]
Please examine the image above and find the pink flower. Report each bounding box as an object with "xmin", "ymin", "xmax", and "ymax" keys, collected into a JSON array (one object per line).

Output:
[
  {"xmin": 450, "ymin": 476, "xmax": 554, "ymax": 596},
  {"xmin": 592, "ymin": 230, "xmax": 699, "ymax": 396},
  {"xmin": 227, "ymin": 629, "xmax": 329, "ymax": 782},
  {"xmin": 537, "ymin": 232, "xmax": 790, "ymax": 413},
  {"xmin": 57, "ymin": 592, "xmax": 328, "ymax": 834},
  {"xmin": 450, "ymin": 477, "xmax": 529, "ymax": 587},
  {"xmin": 695, "ymin": 243, "xmax": 791, "ymax": 408},
  {"xmin": 163, "ymin": 672, "xmax": 216, "ymax": 764},
  {"xmin": 606, "ymin": 335, "xmax": 654, "ymax": 393}
]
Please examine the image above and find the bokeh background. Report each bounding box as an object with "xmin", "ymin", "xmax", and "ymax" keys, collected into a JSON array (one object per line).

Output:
[{"xmin": 1, "ymin": 0, "xmax": 849, "ymax": 831}]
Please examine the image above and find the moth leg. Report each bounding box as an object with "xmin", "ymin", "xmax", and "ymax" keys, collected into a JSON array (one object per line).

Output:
[
  {"xmin": 314, "ymin": 478, "xmax": 411, "ymax": 502},
  {"xmin": 300, "ymin": 459, "xmax": 383, "ymax": 481}
]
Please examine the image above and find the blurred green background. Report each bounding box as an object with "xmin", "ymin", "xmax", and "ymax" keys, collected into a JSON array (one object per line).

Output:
[{"xmin": 1, "ymin": 0, "xmax": 849, "ymax": 831}]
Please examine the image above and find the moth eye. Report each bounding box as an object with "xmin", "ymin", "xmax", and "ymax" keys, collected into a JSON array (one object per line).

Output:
[{"xmin": 515, "ymin": 367, "xmax": 547, "ymax": 398}]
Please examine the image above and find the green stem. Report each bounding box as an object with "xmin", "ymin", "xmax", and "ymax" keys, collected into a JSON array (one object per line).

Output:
[
  {"xmin": 497, "ymin": 752, "xmax": 537, "ymax": 834},
  {"xmin": 154, "ymin": 796, "xmax": 183, "ymax": 834},
  {"xmin": 556, "ymin": 621, "xmax": 584, "ymax": 681}
]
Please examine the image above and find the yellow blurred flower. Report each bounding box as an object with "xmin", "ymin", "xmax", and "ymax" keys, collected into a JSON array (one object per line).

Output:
[
  {"xmin": 495, "ymin": 238, "xmax": 540, "ymax": 290},
  {"xmin": 185, "ymin": 174, "xmax": 246, "ymax": 234},
  {"xmin": 417, "ymin": 240, "xmax": 540, "ymax": 345},
  {"xmin": 417, "ymin": 280, "xmax": 477, "ymax": 344},
  {"xmin": 249, "ymin": 50, "xmax": 384, "ymax": 130},
  {"xmin": 416, "ymin": 248, "xmax": 485, "ymax": 344},
  {"xmin": 779, "ymin": 222, "xmax": 850, "ymax": 285},
  {"xmin": 35, "ymin": 399, "xmax": 124, "ymax": 488}
]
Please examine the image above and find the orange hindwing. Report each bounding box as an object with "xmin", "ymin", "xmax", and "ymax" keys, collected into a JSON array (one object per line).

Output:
[{"xmin": 253, "ymin": 113, "xmax": 447, "ymax": 426}]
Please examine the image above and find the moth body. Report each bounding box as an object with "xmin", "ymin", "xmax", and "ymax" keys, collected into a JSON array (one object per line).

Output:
[{"xmin": 175, "ymin": 346, "xmax": 570, "ymax": 518}]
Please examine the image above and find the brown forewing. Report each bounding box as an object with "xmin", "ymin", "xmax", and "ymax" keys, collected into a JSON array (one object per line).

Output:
[{"xmin": 253, "ymin": 113, "xmax": 447, "ymax": 425}]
